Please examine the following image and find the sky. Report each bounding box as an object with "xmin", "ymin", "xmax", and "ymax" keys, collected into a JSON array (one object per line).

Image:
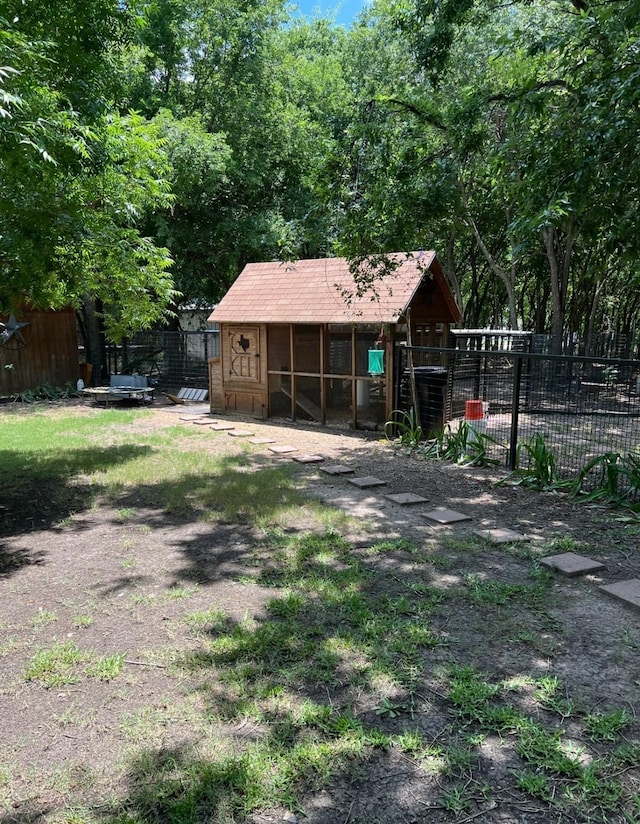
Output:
[{"xmin": 291, "ymin": 0, "xmax": 370, "ymax": 28}]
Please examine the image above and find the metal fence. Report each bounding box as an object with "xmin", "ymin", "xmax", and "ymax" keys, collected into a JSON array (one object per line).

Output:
[
  {"xmin": 106, "ymin": 331, "xmax": 219, "ymax": 392},
  {"xmin": 396, "ymin": 345, "xmax": 640, "ymax": 485}
]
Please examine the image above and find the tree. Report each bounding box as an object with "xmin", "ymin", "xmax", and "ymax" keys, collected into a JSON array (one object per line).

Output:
[{"xmin": 0, "ymin": 9, "xmax": 176, "ymax": 342}]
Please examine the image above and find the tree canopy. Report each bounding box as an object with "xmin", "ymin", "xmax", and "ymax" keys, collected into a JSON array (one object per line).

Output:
[{"xmin": 2, "ymin": 0, "xmax": 639, "ymax": 349}]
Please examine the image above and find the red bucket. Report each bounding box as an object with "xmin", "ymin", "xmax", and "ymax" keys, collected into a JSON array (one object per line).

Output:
[{"xmin": 465, "ymin": 399, "xmax": 484, "ymax": 421}]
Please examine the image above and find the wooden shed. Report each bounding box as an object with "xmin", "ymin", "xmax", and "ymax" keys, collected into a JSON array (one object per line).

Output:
[{"xmin": 207, "ymin": 252, "xmax": 461, "ymax": 430}]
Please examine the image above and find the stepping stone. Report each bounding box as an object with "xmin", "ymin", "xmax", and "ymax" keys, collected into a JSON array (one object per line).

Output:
[
  {"xmin": 600, "ymin": 579, "xmax": 640, "ymax": 611},
  {"xmin": 474, "ymin": 528, "xmax": 530, "ymax": 544},
  {"xmin": 211, "ymin": 422, "xmax": 236, "ymax": 431},
  {"xmin": 179, "ymin": 416, "xmax": 201, "ymax": 422},
  {"xmin": 321, "ymin": 465, "xmax": 355, "ymax": 476},
  {"xmin": 347, "ymin": 476, "xmax": 387, "ymax": 489},
  {"xmin": 293, "ymin": 454, "xmax": 325, "ymax": 464},
  {"xmin": 192, "ymin": 418, "xmax": 214, "ymax": 425},
  {"xmin": 540, "ymin": 552, "xmax": 606, "ymax": 577},
  {"xmin": 423, "ymin": 509, "xmax": 472, "ymax": 525},
  {"xmin": 385, "ymin": 492, "xmax": 429, "ymax": 506},
  {"xmin": 269, "ymin": 445, "xmax": 298, "ymax": 455},
  {"xmin": 249, "ymin": 437, "xmax": 277, "ymax": 445},
  {"xmin": 228, "ymin": 430, "xmax": 254, "ymax": 437}
]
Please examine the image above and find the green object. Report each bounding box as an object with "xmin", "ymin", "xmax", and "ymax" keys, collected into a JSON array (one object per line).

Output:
[{"xmin": 368, "ymin": 349, "xmax": 385, "ymax": 375}]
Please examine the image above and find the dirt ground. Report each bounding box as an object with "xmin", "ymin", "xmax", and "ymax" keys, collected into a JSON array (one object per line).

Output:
[{"xmin": 0, "ymin": 400, "xmax": 639, "ymax": 823}]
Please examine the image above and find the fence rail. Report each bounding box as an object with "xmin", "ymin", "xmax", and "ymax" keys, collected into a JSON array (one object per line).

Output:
[{"xmin": 396, "ymin": 345, "xmax": 640, "ymax": 487}]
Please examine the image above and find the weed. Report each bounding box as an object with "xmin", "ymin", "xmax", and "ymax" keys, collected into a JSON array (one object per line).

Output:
[
  {"xmin": 441, "ymin": 742, "xmax": 478, "ymax": 777},
  {"xmin": 535, "ymin": 676, "xmax": 578, "ymax": 718},
  {"xmin": 0, "ymin": 637, "xmax": 20, "ymax": 656},
  {"xmin": 516, "ymin": 724, "xmax": 583, "ymax": 777},
  {"xmin": 86, "ymin": 654, "xmax": 124, "ymax": 681},
  {"xmin": 584, "ymin": 709, "xmax": 632, "ymax": 742},
  {"xmin": 374, "ymin": 697, "xmax": 407, "ymax": 719},
  {"xmin": 120, "ymin": 557, "xmax": 137, "ymax": 569},
  {"xmin": 166, "ymin": 583, "xmax": 199, "ymax": 600},
  {"xmin": 515, "ymin": 769, "xmax": 552, "ymax": 800},
  {"xmin": 116, "ymin": 508, "xmax": 135, "ymax": 523},
  {"xmin": 72, "ymin": 614, "xmax": 93, "ymax": 629},
  {"xmin": 440, "ymin": 783, "xmax": 473, "ymax": 813},
  {"xmin": 130, "ymin": 593, "xmax": 156, "ymax": 605},
  {"xmin": 30, "ymin": 609, "xmax": 58, "ymax": 627},
  {"xmin": 462, "ymin": 573, "xmax": 548, "ymax": 608},
  {"xmin": 25, "ymin": 642, "xmax": 87, "ymax": 688},
  {"xmin": 184, "ymin": 608, "xmax": 230, "ymax": 633}
]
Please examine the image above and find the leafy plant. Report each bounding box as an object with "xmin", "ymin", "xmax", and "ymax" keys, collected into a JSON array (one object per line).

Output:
[
  {"xmin": 11, "ymin": 383, "xmax": 79, "ymax": 403},
  {"xmin": 499, "ymin": 433, "xmax": 573, "ymax": 491},
  {"xmin": 574, "ymin": 452, "xmax": 640, "ymax": 511},
  {"xmin": 384, "ymin": 409, "xmax": 423, "ymax": 447},
  {"xmin": 374, "ymin": 697, "xmax": 407, "ymax": 718},
  {"xmin": 419, "ymin": 420, "xmax": 500, "ymax": 466}
]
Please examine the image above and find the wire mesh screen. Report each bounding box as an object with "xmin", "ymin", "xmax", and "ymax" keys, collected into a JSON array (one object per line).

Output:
[
  {"xmin": 396, "ymin": 345, "xmax": 640, "ymax": 488},
  {"xmin": 106, "ymin": 331, "xmax": 220, "ymax": 392}
]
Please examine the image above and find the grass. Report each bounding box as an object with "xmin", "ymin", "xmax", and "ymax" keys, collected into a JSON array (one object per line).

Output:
[
  {"xmin": 24, "ymin": 643, "xmax": 126, "ymax": 688},
  {"xmin": 1, "ymin": 407, "xmax": 639, "ymax": 823}
]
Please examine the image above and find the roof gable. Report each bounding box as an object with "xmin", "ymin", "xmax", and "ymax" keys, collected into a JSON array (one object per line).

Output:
[{"xmin": 209, "ymin": 252, "xmax": 460, "ymax": 325}]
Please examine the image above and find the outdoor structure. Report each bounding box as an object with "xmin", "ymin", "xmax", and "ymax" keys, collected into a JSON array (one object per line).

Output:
[
  {"xmin": 0, "ymin": 306, "xmax": 79, "ymax": 396},
  {"xmin": 207, "ymin": 252, "xmax": 462, "ymax": 429}
]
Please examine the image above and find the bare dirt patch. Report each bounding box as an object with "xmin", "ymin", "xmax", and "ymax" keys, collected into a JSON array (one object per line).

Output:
[{"xmin": 0, "ymin": 401, "xmax": 639, "ymax": 823}]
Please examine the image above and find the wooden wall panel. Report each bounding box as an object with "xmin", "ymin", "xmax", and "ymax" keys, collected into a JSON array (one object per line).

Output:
[
  {"xmin": 0, "ymin": 308, "xmax": 78, "ymax": 395},
  {"xmin": 208, "ymin": 357, "xmax": 224, "ymax": 412}
]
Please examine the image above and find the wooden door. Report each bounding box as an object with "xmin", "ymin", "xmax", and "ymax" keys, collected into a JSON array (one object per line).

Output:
[{"xmin": 227, "ymin": 326, "xmax": 260, "ymax": 382}]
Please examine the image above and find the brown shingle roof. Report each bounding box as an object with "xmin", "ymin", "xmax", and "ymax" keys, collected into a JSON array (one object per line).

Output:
[{"xmin": 209, "ymin": 252, "xmax": 444, "ymax": 324}]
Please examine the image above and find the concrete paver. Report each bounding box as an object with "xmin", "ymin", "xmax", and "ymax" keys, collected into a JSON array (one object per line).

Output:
[
  {"xmin": 320, "ymin": 465, "xmax": 355, "ymax": 475},
  {"xmin": 348, "ymin": 476, "xmax": 387, "ymax": 489},
  {"xmin": 385, "ymin": 492, "xmax": 429, "ymax": 505},
  {"xmin": 540, "ymin": 552, "xmax": 606, "ymax": 577},
  {"xmin": 269, "ymin": 445, "xmax": 298, "ymax": 455},
  {"xmin": 600, "ymin": 579, "xmax": 640, "ymax": 611},
  {"xmin": 423, "ymin": 509, "xmax": 472, "ymax": 525}
]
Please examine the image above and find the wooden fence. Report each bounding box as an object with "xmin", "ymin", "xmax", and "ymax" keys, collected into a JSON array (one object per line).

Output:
[{"xmin": 0, "ymin": 307, "xmax": 79, "ymax": 396}]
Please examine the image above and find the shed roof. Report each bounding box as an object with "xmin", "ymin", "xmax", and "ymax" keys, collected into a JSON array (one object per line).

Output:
[{"xmin": 209, "ymin": 252, "xmax": 460, "ymax": 324}]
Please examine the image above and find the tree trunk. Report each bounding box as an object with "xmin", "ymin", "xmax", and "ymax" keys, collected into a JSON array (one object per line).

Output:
[
  {"xmin": 82, "ymin": 295, "xmax": 107, "ymax": 385},
  {"xmin": 460, "ymin": 188, "xmax": 518, "ymax": 329}
]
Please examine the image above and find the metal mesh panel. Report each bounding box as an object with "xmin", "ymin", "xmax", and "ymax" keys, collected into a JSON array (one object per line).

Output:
[
  {"xmin": 106, "ymin": 331, "xmax": 220, "ymax": 392},
  {"xmin": 396, "ymin": 345, "xmax": 640, "ymax": 492}
]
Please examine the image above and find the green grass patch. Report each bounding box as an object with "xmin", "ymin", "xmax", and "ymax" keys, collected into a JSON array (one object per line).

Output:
[{"xmin": 25, "ymin": 642, "xmax": 125, "ymax": 688}]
